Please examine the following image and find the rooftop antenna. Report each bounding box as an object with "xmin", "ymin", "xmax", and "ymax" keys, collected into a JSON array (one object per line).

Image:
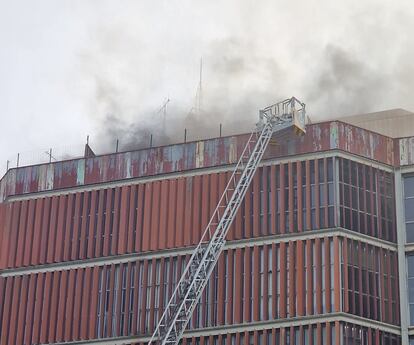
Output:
[
  {"xmin": 199, "ymin": 57, "xmax": 202, "ymax": 115},
  {"xmin": 186, "ymin": 58, "xmax": 203, "ymax": 120},
  {"xmin": 194, "ymin": 57, "xmax": 203, "ymax": 117},
  {"xmin": 45, "ymin": 149, "xmax": 57, "ymax": 163},
  {"xmin": 157, "ymin": 98, "xmax": 170, "ymax": 132}
]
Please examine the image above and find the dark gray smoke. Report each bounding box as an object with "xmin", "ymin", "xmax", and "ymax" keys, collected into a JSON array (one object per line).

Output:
[
  {"xmin": 83, "ymin": 36, "xmax": 287, "ymax": 152},
  {"xmin": 77, "ymin": 1, "xmax": 414, "ymax": 153},
  {"xmin": 305, "ymin": 44, "xmax": 391, "ymax": 117}
]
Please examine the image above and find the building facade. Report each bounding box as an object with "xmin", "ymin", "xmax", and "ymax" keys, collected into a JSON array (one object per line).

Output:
[{"xmin": 0, "ymin": 115, "xmax": 413, "ymax": 345}]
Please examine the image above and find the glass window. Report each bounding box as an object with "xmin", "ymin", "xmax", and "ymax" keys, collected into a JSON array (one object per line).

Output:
[
  {"xmin": 340, "ymin": 158, "xmax": 395, "ymax": 242},
  {"xmin": 407, "ymin": 254, "xmax": 414, "ymax": 325},
  {"xmin": 405, "ymin": 177, "xmax": 414, "ymax": 198},
  {"xmin": 405, "ymin": 176, "xmax": 414, "ymax": 242},
  {"xmin": 405, "ymin": 199, "xmax": 414, "ymax": 222},
  {"xmin": 408, "ymin": 223, "xmax": 414, "ymax": 244}
]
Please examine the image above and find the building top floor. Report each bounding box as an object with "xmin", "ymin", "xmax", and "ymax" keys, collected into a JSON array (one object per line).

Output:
[{"xmin": 1, "ymin": 118, "xmax": 414, "ymax": 203}]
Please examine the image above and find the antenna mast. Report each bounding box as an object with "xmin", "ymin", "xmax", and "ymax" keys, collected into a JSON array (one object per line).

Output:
[
  {"xmin": 193, "ymin": 57, "xmax": 203, "ymax": 117},
  {"xmin": 198, "ymin": 58, "xmax": 202, "ymax": 115},
  {"xmin": 157, "ymin": 98, "xmax": 170, "ymax": 132}
]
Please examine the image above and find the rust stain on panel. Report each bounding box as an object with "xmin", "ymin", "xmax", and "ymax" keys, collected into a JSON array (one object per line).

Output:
[
  {"xmin": 76, "ymin": 159, "xmax": 85, "ymax": 186},
  {"xmin": 195, "ymin": 141, "xmax": 204, "ymax": 168},
  {"xmin": 0, "ymin": 121, "xmax": 405, "ymax": 202},
  {"xmin": 399, "ymin": 137, "xmax": 414, "ymax": 166},
  {"xmin": 229, "ymin": 136, "xmax": 238, "ymax": 164},
  {"xmin": 53, "ymin": 161, "xmax": 79, "ymax": 190}
]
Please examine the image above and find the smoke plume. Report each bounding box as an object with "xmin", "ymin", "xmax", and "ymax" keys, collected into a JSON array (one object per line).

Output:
[{"xmin": 76, "ymin": 0, "xmax": 414, "ymax": 153}]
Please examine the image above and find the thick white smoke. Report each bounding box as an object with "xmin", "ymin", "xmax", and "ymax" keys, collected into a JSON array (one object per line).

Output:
[
  {"xmin": 1, "ymin": 0, "xmax": 413, "ymax": 167},
  {"xmin": 75, "ymin": 0, "xmax": 414, "ymax": 152}
]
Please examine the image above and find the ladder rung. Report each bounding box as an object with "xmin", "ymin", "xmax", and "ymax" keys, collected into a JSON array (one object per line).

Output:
[{"xmin": 150, "ymin": 114, "xmax": 287, "ymax": 344}]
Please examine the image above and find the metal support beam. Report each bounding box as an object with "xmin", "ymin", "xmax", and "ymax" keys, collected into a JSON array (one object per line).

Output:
[{"xmin": 395, "ymin": 168, "xmax": 410, "ymax": 345}]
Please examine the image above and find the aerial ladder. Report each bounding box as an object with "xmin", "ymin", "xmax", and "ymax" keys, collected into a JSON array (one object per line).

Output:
[{"xmin": 149, "ymin": 97, "xmax": 307, "ymax": 345}]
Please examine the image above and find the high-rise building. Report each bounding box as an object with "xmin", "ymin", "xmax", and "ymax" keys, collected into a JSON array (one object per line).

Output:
[{"xmin": 1, "ymin": 108, "xmax": 414, "ymax": 345}]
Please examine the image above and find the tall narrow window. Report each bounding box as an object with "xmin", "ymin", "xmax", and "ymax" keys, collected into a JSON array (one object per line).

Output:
[
  {"xmin": 268, "ymin": 246, "xmax": 273, "ymax": 319},
  {"xmin": 321, "ymin": 240, "xmax": 326, "ymax": 314},
  {"xmin": 154, "ymin": 260, "xmax": 161, "ymax": 328},
  {"xmin": 224, "ymin": 251, "xmax": 228, "ymax": 324},
  {"xmin": 259, "ymin": 247, "xmax": 264, "ymax": 320},
  {"xmin": 407, "ymin": 254, "xmax": 414, "ymax": 325},
  {"xmin": 137, "ymin": 262, "xmax": 144, "ymax": 331},
  {"xmin": 250, "ymin": 250, "xmax": 254, "ymax": 321},
  {"xmin": 112, "ymin": 265, "xmax": 120, "ymax": 336},
  {"xmin": 286, "ymin": 245, "xmax": 290, "ymax": 317},
  {"xmin": 96, "ymin": 267, "xmax": 104, "ymax": 337},
  {"xmin": 103, "ymin": 268, "xmax": 111, "ymax": 337},
  {"xmin": 128, "ymin": 264, "xmax": 135, "ymax": 334},
  {"xmin": 404, "ymin": 176, "xmax": 414, "ymax": 242},
  {"xmin": 120, "ymin": 265, "xmax": 128, "ymax": 335},
  {"xmin": 145, "ymin": 262, "xmax": 153, "ymax": 332}
]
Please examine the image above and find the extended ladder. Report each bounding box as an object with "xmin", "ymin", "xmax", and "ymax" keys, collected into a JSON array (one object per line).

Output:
[{"xmin": 149, "ymin": 97, "xmax": 306, "ymax": 345}]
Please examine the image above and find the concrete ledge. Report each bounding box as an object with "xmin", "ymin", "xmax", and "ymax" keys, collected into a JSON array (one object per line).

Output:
[
  {"xmin": 0, "ymin": 227, "xmax": 397, "ymax": 277},
  {"xmin": 40, "ymin": 313, "xmax": 401, "ymax": 345}
]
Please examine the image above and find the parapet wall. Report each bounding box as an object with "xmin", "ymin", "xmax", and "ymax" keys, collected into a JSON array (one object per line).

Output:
[{"xmin": 0, "ymin": 121, "xmax": 400, "ymax": 202}]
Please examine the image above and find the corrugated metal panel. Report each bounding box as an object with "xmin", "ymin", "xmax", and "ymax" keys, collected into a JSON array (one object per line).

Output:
[
  {"xmin": 0, "ymin": 158, "xmax": 344, "ymax": 269},
  {"xmin": 4, "ymin": 250, "xmax": 397, "ymax": 343}
]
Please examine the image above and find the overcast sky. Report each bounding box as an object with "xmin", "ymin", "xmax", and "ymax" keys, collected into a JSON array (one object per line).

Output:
[{"xmin": 1, "ymin": 0, "xmax": 413, "ymax": 175}]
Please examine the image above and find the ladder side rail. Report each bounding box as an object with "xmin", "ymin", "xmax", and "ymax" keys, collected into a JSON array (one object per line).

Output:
[
  {"xmin": 159, "ymin": 122, "xmax": 275, "ymax": 344},
  {"xmin": 219, "ymin": 142, "xmax": 271, "ymax": 244},
  {"xmin": 161, "ymin": 119, "xmax": 288, "ymax": 344},
  {"xmin": 159, "ymin": 126, "xmax": 271, "ymax": 343},
  {"xmin": 163, "ymin": 129, "xmax": 259, "ymax": 326},
  {"xmin": 187, "ymin": 123, "xmax": 273, "ymax": 272},
  {"xmin": 150, "ymin": 96, "xmax": 305, "ymax": 345},
  {"xmin": 149, "ymin": 130, "xmax": 257, "ymax": 344},
  {"xmin": 206, "ymin": 123, "xmax": 273, "ymax": 247}
]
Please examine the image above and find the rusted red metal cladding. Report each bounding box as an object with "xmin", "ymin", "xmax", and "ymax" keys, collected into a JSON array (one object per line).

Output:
[
  {"xmin": 0, "ymin": 238, "xmax": 346, "ymax": 344},
  {"xmin": 0, "ymin": 121, "xmax": 398, "ymax": 202},
  {"xmin": 0, "ymin": 157, "xmax": 339, "ymax": 269},
  {"xmin": 0, "ymin": 202, "xmax": 11, "ymax": 268},
  {"xmin": 334, "ymin": 122, "xmax": 395, "ymax": 166}
]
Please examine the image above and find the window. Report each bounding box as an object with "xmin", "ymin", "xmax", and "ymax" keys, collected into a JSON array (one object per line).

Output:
[
  {"xmin": 96, "ymin": 267, "xmax": 104, "ymax": 337},
  {"xmin": 103, "ymin": 268, "xmax": 110, "ymax": 336},
  {"xmin": 267, "ymin": 247, "xmax": 273, "ymax": 319},
  {"xmin": 250, "ymin": 250, "xmax": 254, "ymax": 321},
  {"xmin": 405, "ymin": 176, "xmax": 414, "ymax": 242},
  {"xmin": 259, "ymin": 248, "xmax": 264, "ymax": 319},
  {"xmin": 145, "ymin": 262, "xmax": 153, "ymax": 332},
  {"xmin": 154, "ymin": 261, "xmax": 161, "ymax": 328},
  {"xmin": 407, "ymin": 254, "xmax": 414, "ymax": 325},
  {"xmin": 339, "ymin": 159, "xmax": 395, "ymax": 242},
  {"xmin": 137, "ymin": 261, "xmax": 144, "ymax": 330},
  {"xmin": 128, "ymin": 264, "xmax": 135, "ymax": 334},
  {"xmin": 224, "ymin": 251, "xmax": 228, "ymax": 324},
  {"xmin": 112, "ymin": 265, "xmax": 120, "ymax": 336}
]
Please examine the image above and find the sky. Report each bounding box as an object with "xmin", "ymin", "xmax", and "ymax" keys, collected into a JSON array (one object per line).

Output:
[{"xmin": 0, "ymin": 0, "xmax": 413, "ymax": 175}]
